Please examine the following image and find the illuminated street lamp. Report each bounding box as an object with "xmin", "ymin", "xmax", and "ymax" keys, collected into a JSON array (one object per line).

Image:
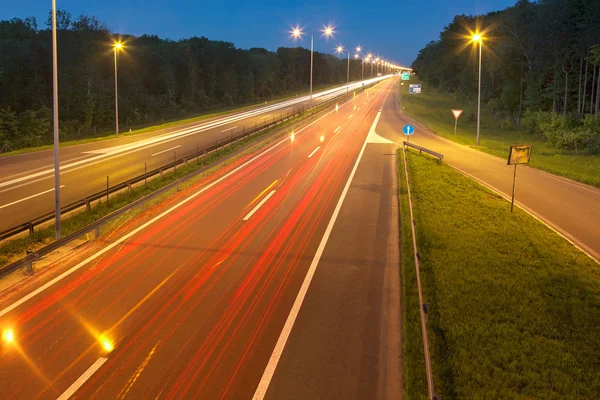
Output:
[
  {"xmin": 471, "ymin": 33, "xmax": 483, "ymax": 146},
  {"xmin": 51, "ymin": 0, "xmax": 61, "ymax": 239},
  {"xmin": 290, "ymin": 25, "xmax": 334, "ymax": 100},
  {"xmin": 336, "ymin": 45, "xmax": 350, "ymax": 93},
  {"xmin": 113, "ymin": 41, "xmax": 124, "ymax": 137}
]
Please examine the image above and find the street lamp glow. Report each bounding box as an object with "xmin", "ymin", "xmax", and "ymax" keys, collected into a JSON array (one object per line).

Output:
[
  {"xmin": 354, "ymin": 53, "xmax": 359, "ymax": 59},
  {"xmin": 100, "ymin": 335, "xmax": 113, "ymax": 352},
  {"xmin": 472, "ymin": 33, "xmax": 482, "ymax": 42},
  {"xmin": 336, "ymin": 45, "xmax": 344, "ymax": 54},
  {"xmin": 322, "ymin": 25, "xmax": 334, "ymax": 37},
  {"xmin": 291, "ymin": 27, "xmax": 303, "ymax": 39},
  {"xmin": 114, "ymin": 42, "xmax": 123, "ymax": 50},
  {"xmin": 356, "ymin": 46, "xmax": 362, "ymax": 53}
]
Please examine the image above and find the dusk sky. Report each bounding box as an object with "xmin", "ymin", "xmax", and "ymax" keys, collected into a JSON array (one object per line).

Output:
[{"xmin": 2, "ymin": 0, "xmax": 515, "ymax": 67}]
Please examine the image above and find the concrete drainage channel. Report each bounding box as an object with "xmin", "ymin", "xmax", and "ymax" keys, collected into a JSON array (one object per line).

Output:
[{"xmin": 0, "ymin": 83, "xmax": 379, "ymax": 279}]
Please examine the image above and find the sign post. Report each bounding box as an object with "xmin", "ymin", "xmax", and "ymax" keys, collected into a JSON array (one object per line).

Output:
[
  {"xmin": 403, "ymin": 124, "xmax": 415, "ymax": 143},
  {"xmin": 451, "ymin": 109, "xmax": 463, "ymax": 136},
  {"xmin": 507, "ymin": 144, "xmax": 532, "ymax": 212}
]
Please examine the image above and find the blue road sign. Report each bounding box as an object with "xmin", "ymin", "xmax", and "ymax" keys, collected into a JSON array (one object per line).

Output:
[{"xmin": 403, "ymin": 124, "xmax": 415, "ymax": 135}]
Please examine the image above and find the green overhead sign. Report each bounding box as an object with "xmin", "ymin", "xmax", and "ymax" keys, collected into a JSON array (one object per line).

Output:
[{"xmin": 401, "ymin": 72, "xmax": 410, "ymax": 80}]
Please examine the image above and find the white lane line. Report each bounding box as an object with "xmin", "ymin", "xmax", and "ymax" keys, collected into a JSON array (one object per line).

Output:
[
  {"xmin": 221, "ymin": 126, "xmax": 238, "ymax": 133},
  {"xmin": 334, "ymin": 126, "xmax": 341, "ymax": 133},
  {"xmin": 0, "ymin": 185, "xmax": 65, "ymax": 210},
  {"xmin": 307, "ymin": 147, "xmax": 321, "ymax": 159},
  {"xmin": 0, "ymin": 77, "xmax": 390, "ymax": 190},
  {"xmin": 150, "ymin": 145, "xmax": 181, "ymax": 157},
  {"xmin": 348, "ymin": 114, "xmax": 354, "ymax": 119},
  {"xmin": 252, "ymin": 111, "xmax": 381, "ymax": 400},
  {"xmin": 0, "ymin": 88, "xmax": 355, "ymax": 320},
  {"xmin": 243, "ymin": 190, "xmax": 276, "ymax": 221},
  {"xmin": 260, "ymin": 115, "xmax": 272, "ymax": 119},
  {"xmin": 57, "ymin": 357, "xmax": 107, "ymax": 400},
  {"xmin": 285, "ymin": 108, "xmax": 293, "ymax": 111}
]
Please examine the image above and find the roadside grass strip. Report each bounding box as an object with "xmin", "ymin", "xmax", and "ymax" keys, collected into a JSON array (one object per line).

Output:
[{"xmin": 398, "ymin": 149, "xmax": 600, "ymax": 399}]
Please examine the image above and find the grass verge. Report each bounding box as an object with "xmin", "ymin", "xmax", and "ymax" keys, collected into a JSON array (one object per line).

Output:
[
  {"xmin": 398, "ymin": 80, "xmax": 600, "ymax": 187},
  {"xmin": 0, "ymin": 94, "xmax": 342, "ymax": 271},
  {"xmin": 0, "ymin": 83, "xmax": 341, "ymax": 158},
  {"xmin": 399, "ymin": 149, "xmax": 600, "ymax": 399}
]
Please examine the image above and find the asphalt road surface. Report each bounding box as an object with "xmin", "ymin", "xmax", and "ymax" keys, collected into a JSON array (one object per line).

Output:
[
  {"xmin": 0, "ymin": 78, "xmax": 403, "ymax": 399},
  {"xmin": 379, "ymin": 89, "xmax": 600, "ymax": 262},
  {"xmin": 0, "ymin": 77, "xmax": 387, "ymax": 232}
]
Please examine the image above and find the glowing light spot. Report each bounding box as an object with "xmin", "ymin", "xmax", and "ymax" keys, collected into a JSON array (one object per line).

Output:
[
  {"xmin": 320, "ymin": 135, "xmax": 325, "ymax": 143},
  {"xmin": 290, "ymin": 132, "xmax": 295, "ymax": 142},
  {"xmin": 100, "ymin": 336, "xmax": 113, "ymax": 352},
  {"xmin": 2, "ymin": 329, "xmax": 14, "ymax": 343}
]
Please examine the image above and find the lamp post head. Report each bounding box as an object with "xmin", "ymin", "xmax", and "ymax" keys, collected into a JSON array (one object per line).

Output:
[
  {"xmin": 291, "ymin": 27, "xmax": 303, "ymax": 39},
  {"xmin": 322, "ymin": 25, "xmax": 334, "ymax": 37}
]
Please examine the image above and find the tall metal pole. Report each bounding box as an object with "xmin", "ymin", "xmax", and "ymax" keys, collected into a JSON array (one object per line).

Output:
[
  {"xmin": 52, "ymin": 0, "xmax": 61, "ymax": 240},
  {"xmin": 361, "ymin": 59, "xmax": 364, "ymax": 81},
  {"xmin": 114, "ymin": 47, "xmax": 119, "ymax": 137},
  {"xmin": 309, "ymin": 34, "xmax": 314, "ymax": 101},
  {"xmin": 346, "ymin": 52, "xmax": 350, "ymax": 93},
  {"xmin": 476, "ymin": 40, "xmax": 482, "ymax": 146}
]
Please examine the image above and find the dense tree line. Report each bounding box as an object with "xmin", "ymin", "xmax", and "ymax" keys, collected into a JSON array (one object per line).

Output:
[
  {"xmin": 411, "ymin": 0, "xmax": 600, "ymax": 154},
  {"xmin": 0, "ymin": 11, "xmax": 367, "ymax": 150}
]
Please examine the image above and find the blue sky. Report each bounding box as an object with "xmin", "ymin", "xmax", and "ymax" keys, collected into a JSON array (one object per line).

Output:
[{"xmin": 2, "ymin": 0, "xmax": 515, "ymax": 66}]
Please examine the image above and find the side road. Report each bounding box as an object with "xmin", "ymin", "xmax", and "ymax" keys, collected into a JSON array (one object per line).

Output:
[{"xmin": 377, "ymin": 85, "xmax": 600, "ymax": 262}]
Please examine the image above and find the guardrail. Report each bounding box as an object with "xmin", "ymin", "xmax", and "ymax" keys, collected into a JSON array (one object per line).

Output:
[
  {"xmin": 401, "ymin": 143, "xmax": 441, "ymax": 400},
  {"xmin": 0, "ymin": 84, "xmax": 375, "ymax": 278},
  {"xmin": 0, "ymin": 89, "xmax": 361, "ymax": 243},
  {"xmin": 403, "ymin": 141, "xmax": 444, "ymax": 160}
]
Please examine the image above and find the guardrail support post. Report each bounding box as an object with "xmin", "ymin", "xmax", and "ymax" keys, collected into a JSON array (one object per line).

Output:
[
  {"xmin": 85, "ymin": 199, "xmax": 91, "ymax": 211},
  {"xmin": 144, "ymin": 162, "xmax": 147, "ymax": 190},
  {"xmin": 28, "ymin": 223, "xmax": 34, "ymax": 238},
  {"xmin": 106, "ymin": 176, "xmax": 109, "ymax": 207},
  {"xmin": 95, "ymin": 226, "xmax": 100, "ymax": 239},
  {"xmin": 160, "ymin": 169, "xmax": 163, "ymax": 179},
  {"xmin": 128, "ymin": 183, "xmax": 132, "ymax": 194}
]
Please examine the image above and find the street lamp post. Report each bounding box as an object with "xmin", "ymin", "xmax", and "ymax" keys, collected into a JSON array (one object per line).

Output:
[
  {"xmin": 337, "ymin": 45, "xmax": 349, "ymax": 93},
  {"xmin": 472, "ymin": 34, "xmax": 482, "ymax": 146},
  {"xmin": 51, "ymin": 0, "xmax": 60, "ymax": 239},
  {"xmin": 291, "ymin": 26, "xmax": 334, "ymax": 101},
  {"xmin": 114, "ymin": 42, "xmax": 123, "ymax": 137},
  {"xmin": 355, "ymin": 46, "xmax": 363, "ymax": 81}
]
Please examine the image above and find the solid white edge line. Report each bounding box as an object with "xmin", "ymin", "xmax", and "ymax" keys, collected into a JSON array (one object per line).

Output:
[
  {"xmin": 260, "ymin": 115, "xmax": 272, "ymax": 119},
  {"xmin": 0, "ymin": 185, "xmax": 65, "ymax": 210},
  {"xmin": 221, "ymin": 126, "xmax": 238, "ymax": 133},
  {"xmin": 334, "ymin": 126, "xmax": 341, "ymax": 133},
  {"xmin": 0, "ymin": 86, "xmax": 362, "ymax": 319},
  {"xmin": 243, "ymin": 190, "xmax": 276, "ymax": 221},
  {"xmin": 307, "ymin": 147, "xmax": 321, "ymax": 159},
  {"xmin": 56, "ymin": 357, "xmax": 108, "ymax": 400},
  {"xmin": 252, "ymin": 110, "xmax": 384, "ymax": 400},
  {"xmin": 150, "ymin": 145, "xmax": 181, "ymax": 157}
]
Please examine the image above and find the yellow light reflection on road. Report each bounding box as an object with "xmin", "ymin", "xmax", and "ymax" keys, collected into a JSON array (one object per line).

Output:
[
  {"xmin": 320, "ymin": 135, "xmax": 325, "ymax": 143},
  {"xmin": 100, "ymin": 335, "xmax": 113, "ymax": 352},
  {"xmin": 291, "ymin": 131, "xmax": 295, "ymax": 142},
  {"xmin": 2, "ymin": 329, "xmax": 14, "ymax": 343}
]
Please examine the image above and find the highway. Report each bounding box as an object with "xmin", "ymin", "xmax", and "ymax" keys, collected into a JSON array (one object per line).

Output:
[
  {"xmin": 382, "ymin": 90, "xmax": 600, "ymax": 262},
  {"xmin": 0, "ymin": 77, "xmax": 387, "ymax": 233},
  {"xmin": 0, "ymin": 78, "xmax": 403, "ymax": 399}
]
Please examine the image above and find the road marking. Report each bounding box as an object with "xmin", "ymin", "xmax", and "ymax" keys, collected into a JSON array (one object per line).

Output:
[
  {"xmin": 57, "ymin": 357, "xmax": 107, "ymax": 400},
  {"xmin": 252, "ymin": 111, "xmax": 382, "ymax": 400},
  {"xmin": 307, "ymin": 147, "xmax": 321, "ymax": 158},
  {"xmin": 243, "ymin": 190, "xmax": 276, "ymax": 221},
  {"xmin": 221, "ymin": 126, "xmax": 238, "ymax": 133},
  {"xmin": 0, "ymin": 77, "xmax": 390, "ymax": 191},
  {"xmin": 260, "ymin": 115, "xmax": 272, "ymax": 119},
  {"xmin": 0, "ymin": 87, "xmax": 362, "ymax": 319},
  {"xmin": 150, "ymin": 145, "xmax": 181, "ymax": 157},
  {"xmin": 248, "ymin": 180, "xmax": 279, "ymax": 208},
  {"xmin": 285, "ymin": 108, "xmax": 293, "ymax": 111},
  {"xmin": 348, "ymin": 114, "xmax": 353, "ymax": 119},
  {"xmin": 334, "ymin": 126, "xmax": 341, "ymax": 133},
  {"xmin": 0, "ymin": 185, "xmax": 65, "ymax": 210}
]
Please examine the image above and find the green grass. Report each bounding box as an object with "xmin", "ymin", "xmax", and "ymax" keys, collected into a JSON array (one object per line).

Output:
[
  {"xmin": 0, "ymin": 93, "xmax": 347, "ymax": 271},
  {"xmin": 398, "ymin": 149, "xmax": 600, "ymax": 399},
  {"xmin": 0, "ymin": 83, "xmax": 340, "ymax": 158},
  {"xmin": 398, "ymin": 79, "xmax": 600, "ymax": 187}
]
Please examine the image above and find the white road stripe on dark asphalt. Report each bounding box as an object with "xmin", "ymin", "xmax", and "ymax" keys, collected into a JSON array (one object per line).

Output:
[
  {"xmin": 252, "ymin": 110, "xmax": 384, "ymax": 400},
  {"xmin": 260, "ymin": 115, "xmax": 272, "ymax": 119},
  {"xmin": 307, "ymin": 147, "xmax": 321, "ymax": 158},
  {"xmin": 150, "ymin": 145, "xmax": 181, "ymax": 157},
  {"xmin": 0, "ymin": 185, "xmax": 65, "ymax": 210},
  {"xmin": 243, "ymin": 190, "xmax": 276, "ymax": 221},
  {"xmin": 57, "ymin": 357, "xmax": 107, "ymax": 400},
  {"xmin": 221, "ymin": 126, "xmax": 238, "ymax": 132},
  {"xmin": 334, "ymin": 126, "xmax": 341, "ymax": 133}
]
